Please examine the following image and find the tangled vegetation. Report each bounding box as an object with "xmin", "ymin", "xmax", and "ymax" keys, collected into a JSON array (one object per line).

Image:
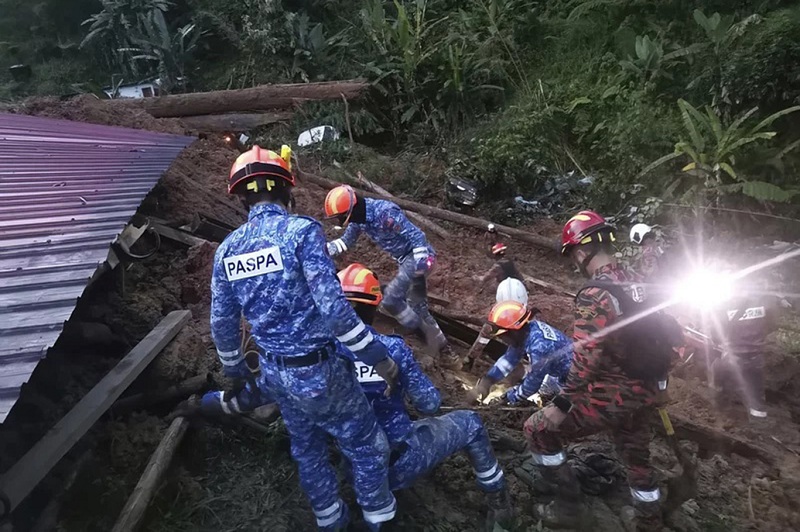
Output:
[{"xmin": 1, "ymin": 0, "xmax": 799, "ymax": 216}]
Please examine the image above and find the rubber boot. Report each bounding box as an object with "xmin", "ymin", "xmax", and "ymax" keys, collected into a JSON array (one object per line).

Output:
[
  {"xmin": 621, "ymin": 500, "xmax": 663, "ymax": 532},
  {"xmin": 419, "ymin": 318, "xmax": 447, "ymax": 354},
  {"xmin": 532, "ymin": 464, "xmax": 583, "ymax": 529},
  {"xmin": 438, "ymin": 344, "xmax": 463, "ymax": 369},
  {"xmin": 485, "ymin": 487, "xmax": 515, "ymax": 531}
]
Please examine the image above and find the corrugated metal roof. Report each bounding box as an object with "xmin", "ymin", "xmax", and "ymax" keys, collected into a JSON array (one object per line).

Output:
[{"xmin": 0, "ymin": 113, "xmax": 193, "ymax": 422}]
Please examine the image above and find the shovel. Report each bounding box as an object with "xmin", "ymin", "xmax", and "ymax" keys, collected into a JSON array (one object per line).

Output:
[{"xmin": 658, "ymin": 407, "xmax": 697, "ymax": 513}]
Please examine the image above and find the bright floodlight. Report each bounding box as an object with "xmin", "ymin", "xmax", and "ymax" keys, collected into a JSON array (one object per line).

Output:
[{"xmin": 673, "ymin": 268, "xmax": 734, "ymax": 309}]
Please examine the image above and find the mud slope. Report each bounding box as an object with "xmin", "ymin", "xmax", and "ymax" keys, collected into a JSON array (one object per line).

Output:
[{"xmin": 2, "ymin": 95, "xmax": 797, "ymax": 532}]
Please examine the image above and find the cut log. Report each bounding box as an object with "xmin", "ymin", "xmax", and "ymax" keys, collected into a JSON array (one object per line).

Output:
[
  {"xmin": 179, "ymin": 112, "xmax": 292, "ymax": 132},
  {"xmin": 116, "ymin": 80, "xmax": 369, "ymax": 118},
  {"xmin": 0, "ymin": 311, "xmax": 191, "ymax": 513},
  {"xmin": 111, "ymin": 414, "xmax": 190, "ymax": 532},
  {"xmin": 111, "ymin": 374, "xmax": 211, "ymax": 415},
  {"xmin": 298, "ymin": 170, "xmax": 559, "ymax": 252},
  {"xmin": 342, "ymin": 166, "xmax": 450, "ymax": 240}
]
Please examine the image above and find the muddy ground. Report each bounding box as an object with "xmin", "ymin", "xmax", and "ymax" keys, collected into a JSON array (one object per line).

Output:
[{"xmin": 2, "ymin": 97, "xmax": 800, "ymax": 532}]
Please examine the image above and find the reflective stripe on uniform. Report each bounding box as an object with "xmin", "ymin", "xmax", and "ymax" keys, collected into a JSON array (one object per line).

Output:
[
  {"xmin": 331, "ymin": 239, "xmax": 348, "ymax": 254},
  {"xmin": 412, "ymin": 247, "xmax": 428, "ymax": 254},
  {"xmin": 630, "ymin": 487, "xmax": 660, "ymax": 502},
  {"xmin": 749, "ymin": 408, "xmax": 767, "ymax": 418},
  {"xmin": 475, "ymin": 462, "xmax": 505, "ymax": 485},
  {"xmin": 314, "ymin": 500, "xmax": 343, "ymax": 527},
  {"xmin": 478, "ymin": 336, "xmax": 490, "ymax": 345},
  {"xmin": 347, "ymin": 331, "xmax": 374, "ymax": 352},
  {"xmin": 496, "ymin": 358, "xmax": 514, "ymax": 377},
  {"xmin": 362, "ymin": 498, "xmax": 397, "ymax": 524},
  {"xmin": 530, "ymin": 450, "xmax": 566, "ymax": 467},
  {"xmin": 217, "ymin": 348, "xmax": 244, "ymax": 366},
  {"xmin": 337, "ymin": 322, "xmax": 366, "ymax": 343}
]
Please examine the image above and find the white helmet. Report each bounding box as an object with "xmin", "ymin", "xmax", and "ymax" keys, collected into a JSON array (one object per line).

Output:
[
  {"xmin": 496, "ymin": 278, "xmax": 528, "ymax": 306},
  {"xmin": 630, "ymin": 223, "xmax": 653, "ymax": 245}
]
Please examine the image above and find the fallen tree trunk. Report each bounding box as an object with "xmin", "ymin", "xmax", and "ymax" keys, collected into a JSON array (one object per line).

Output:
[
  {"xmin": 111, "ymin": 374, "xmax": 211, "ymax": 415},
  {"xmin": 117, "ymin": 80, "xmax": 369, "ymax": 118},
  {"xmin": 111, "ymin": 414, "xmax": 190, "ymax": 532},
  {"xmin": 298, "ymin": 170, "xmax": 559, "ymax": 252},
  {"xmin": 665, "ymin": 413, "xmax": 776, "ymax": 466},
  {"xmin": 179, "ymin": 112, "xmax": 292, "ymax": 132},
  {"xmin": 346, "ymin": 167, "xmax": 450, "ymax": 240}
]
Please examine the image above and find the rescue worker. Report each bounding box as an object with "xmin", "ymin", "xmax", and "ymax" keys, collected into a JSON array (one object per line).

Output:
[
  {"xmin": 467, "ymin": 241, "xmax": 529, "ymax": 363},
  {"xmin": 467, "ymin": 301, "xmax": 572, "ymax": 406},
  {"xmin": 323, "ymin": 185, "xmax": 450, "ymax": 358},
  {"xmin": 336, "ymin": 263, "xmax": 514, "ymax": 529},
  {"xmin": 523, "ymin": 210, "xmax": 666, "ymax": 530},
  {"xmin": 707, "ymin": 277, "xmax": 779, "ymax": 420},
  {"xmin": 629, "ymin": 223, "xmax": 662, "ymax": 281},
  {"xmin": 210, "ymin": 146, "xmax": 398, "ymax": 531}
]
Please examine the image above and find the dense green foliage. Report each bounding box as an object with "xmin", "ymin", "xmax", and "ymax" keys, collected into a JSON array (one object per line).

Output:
[{"xmin": 2, "ymin": 0, "xmax": 800, "ymax": 212}]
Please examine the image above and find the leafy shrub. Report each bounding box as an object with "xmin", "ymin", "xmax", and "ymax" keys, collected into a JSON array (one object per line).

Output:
[{"xmin": 721, "ymin": 7, "xmax": 800, "ymax": 113}]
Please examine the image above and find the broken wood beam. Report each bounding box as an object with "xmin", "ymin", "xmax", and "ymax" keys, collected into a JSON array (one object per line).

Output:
[
  {"xmin": 299, "ymin": 170, "xmax": 559, "ymax": 252},
  {"xmin": 0, "ymin": 310, "xmax": 191, "ymax": 513},
  {"xmin": 116, "ymin": 80, "xmax": 369, "ymax": 118},
  {"xmin": 666, "ymin": 413, "xmax": 776, "ymax": 466},
  {"xmin": 524, "ymin": 275, "xmax": 576, "ymax": 298},
  {"xmin": 151, "ymin": 222, "xmax": 207, "ymax": 247},
  {"xmin": 344, "ymin": 166, "xmax": 450, "ymax": 240},
  {"xmin": 431, "ymin": 308, "xmax": 486, "ymax": 328},
  {"xmin": 179, "ymin": 111, "xmax": 292, "ymax": 132},
  {"xmin": 430, "ymin": 308, "xmax": 506, "ymax": 357},
  {"xmin": 111, "ymin": 374, "xmax": 211, "ymax": 415},
  {"xmin": 111, "ymin": 414, "xmax": 190, "ymax": 532}
]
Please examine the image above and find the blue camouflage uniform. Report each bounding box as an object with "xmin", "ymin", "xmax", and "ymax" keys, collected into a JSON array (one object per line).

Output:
[
  {"xmin": 327, "ymin": 199, "xmax": 445, "ymax": 347},
  {"xmin": 206, "ymin": 330, "xmax": 506, "ymax": 495},
  {"xmin": 347, "ymin": 330, "xmax": 506, "ymax": 493},
  {"xmin": 486, "ymin": 320, "xmax": 572, "ymax": 404},
  {"xmin": 210, "ymin": 203, "xmax": 396, "ymax": 530}
]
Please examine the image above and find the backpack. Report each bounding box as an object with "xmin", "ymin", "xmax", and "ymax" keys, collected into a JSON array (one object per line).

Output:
[{"xmin": 578, "ymin": 280, "xmax": 682, "ymax": 381}]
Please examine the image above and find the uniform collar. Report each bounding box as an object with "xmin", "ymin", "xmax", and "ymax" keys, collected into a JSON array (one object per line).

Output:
[
  {"xmin": 364, "ymin": 198, "xmax": 376, "ymax": 223},
  {"xmin": 248, "ymin": 202, "xmax": 287, "ymax": 220}
]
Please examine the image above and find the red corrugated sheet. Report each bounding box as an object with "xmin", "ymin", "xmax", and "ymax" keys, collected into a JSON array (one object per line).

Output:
[{"xmin": 0, "ymin": 113, "xmax": 193, "ymax": 422}]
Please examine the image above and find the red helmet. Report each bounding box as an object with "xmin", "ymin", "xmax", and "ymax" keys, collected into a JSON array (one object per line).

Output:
[
  {"xmin": 491, "ymin": 243, "xmax": 508, "ymax": 256},
  {"xmin": 337, "ymin": 263, "xmax": 382, "ymax": 306},
  {"xmin": 228, "ymin": 145, "xmax": 294, "ymax": 195},
  {"xmin": 561, "ymin": 210, "xmax": 615, "ymax": 256}
]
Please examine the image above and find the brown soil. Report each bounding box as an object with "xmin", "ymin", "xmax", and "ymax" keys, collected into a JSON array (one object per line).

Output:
[{"xmin": 2, "ymin": 95, "xmax": 799, "ymax": 532}]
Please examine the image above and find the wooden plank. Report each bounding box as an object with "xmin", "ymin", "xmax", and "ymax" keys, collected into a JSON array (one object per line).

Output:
[
  {"xmin": 111, "ymin": 415, "xmax": 190, "ymax": 532},
  {"xmin": 0, "ymin": 310, "xmax": 191, "ymax": 512}
]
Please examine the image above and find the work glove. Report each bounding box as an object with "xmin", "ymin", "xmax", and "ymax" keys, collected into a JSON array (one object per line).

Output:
[
  {"xmin": 505, "ymin": 386, "xmax": 522, "ymax": 405},
  {"xmin": 413, "ymin": 248, "xmax": 434, "ymax": 274},
  {"xmin": 538, "ymin": 374, "xmax": 563, "ymax": 398},
  {"xmin": 467, "ymin": 376, "xmax": 495, "ymax": 403},
  {"xmin": 326, "ymin": 239, "xmax": 347, "ymax": 258},
  {"xmin": 373, "ymin": 357, "xmax": 400, "ymax": 397}
]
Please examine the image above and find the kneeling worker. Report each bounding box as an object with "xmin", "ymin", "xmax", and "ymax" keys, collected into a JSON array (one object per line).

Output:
[
  {"xmin": 337, "ymin": 263, "xmax": 514, "ymax": 529},
  {"xmin": 468, "ymin": 301, "xmax": 572, "ymax": 405}
]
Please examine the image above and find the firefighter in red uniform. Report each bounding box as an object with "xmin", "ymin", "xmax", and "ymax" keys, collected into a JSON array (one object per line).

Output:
[{"xmin": 523, "ymin": 211, "xmax": 668, "ymax": 531}]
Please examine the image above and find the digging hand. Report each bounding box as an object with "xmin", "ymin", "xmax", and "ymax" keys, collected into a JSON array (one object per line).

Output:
[
  {"xmin": 467, "ymin": 376, "xmax": 495, "ymax": 403},
  {"xmin": 373, "ymin": 357, "xmax": 400, "ymax": 397}
]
